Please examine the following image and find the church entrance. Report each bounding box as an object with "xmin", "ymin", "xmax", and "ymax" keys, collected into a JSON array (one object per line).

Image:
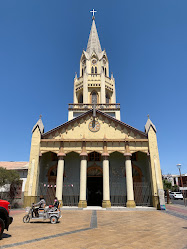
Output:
[
  {"xmin": 87, "ymin": 166, "xmax": 103, "ymax": 206},
  {"xmin": 87, "ymin": 177, "xmax": 103, "ymax": 206}
]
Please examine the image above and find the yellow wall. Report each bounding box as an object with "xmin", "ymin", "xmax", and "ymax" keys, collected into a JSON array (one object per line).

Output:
[
  {"xmin": 41, "ymin": 114, "xmax": 148, "ymax": 155},
  {"xmin": 24, "ymin": 126, "xmax": 41, "ymax": 207},
  {"xmin": 148, "ymin": 126, "xmax": 163, "ymax": 208}
]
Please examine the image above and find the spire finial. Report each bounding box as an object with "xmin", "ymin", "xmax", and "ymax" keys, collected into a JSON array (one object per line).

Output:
[
  {"xmin": 90, "ymin": 9, "xmax": 97, "ymax": 20},
  {"xmin": 39, "ymin": 114, "xmax": 42, "ymax": 119},
  {"xmin": 147, "ymin": 114, "xmax": 150, "ymax": 120}
]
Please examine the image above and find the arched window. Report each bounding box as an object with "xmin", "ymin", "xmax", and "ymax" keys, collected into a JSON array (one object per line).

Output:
[
  {"xmin": 105, "ymin": 68, "xmax": 107, "ymax": 76},
  {"xmin": 88, "ymin": 152, "xmax": 101, "ymax": 161},
  {"xmin": 78, "ymin": 93, "xmax": 83, "ymax": 103},
  {"xmin": 87, "ymin": 166, "xmax": 103, "ymax": 177},
  {"xmin": 82, "ymin": 68, "xmax": 84, "ymax": 76},
  {"xmin": 106, "ymin": 93, "xmax": 110, "ymax": 104},
  {"xmin": 91, "ymin": 91, "xmax": 97, "ymax": 104},
  {"xmin": 91, "ymin": 66, "xmax": 94, "ymax": 74},
  {"xmin": 95, "ymin": 67, "xmax": 97, "ymax": 74}
]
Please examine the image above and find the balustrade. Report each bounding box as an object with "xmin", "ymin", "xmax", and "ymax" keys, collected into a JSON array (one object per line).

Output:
[{"xmin": 68, "ymin": 103, "xmax": 120, "ymax": 110}]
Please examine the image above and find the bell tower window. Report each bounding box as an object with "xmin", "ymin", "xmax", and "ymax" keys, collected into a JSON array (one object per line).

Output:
[
  {"xmin": 91, "ymin": 66, "xmax": 94, "ymax": 74},
  {"xmin": 78, "ymin": 93, "xmax": 83, "ymax": 103},
  {"xmin": 106, "ymin": 93, "xmax": 110, "ymax": 104},
  {"xmin": 95, "ymin": 67, "xmax": 97, "ymax": 74},
  {"xmin": 91, "ymin": 91, "xmax": 97, "ymax": 104},
  {"xmin": 105, "ymin": 68, "xmax": 107, "ymax": 76},
  {"xmin": 82, "ymin": 68, "xmax": 84, "ymax": 76}
]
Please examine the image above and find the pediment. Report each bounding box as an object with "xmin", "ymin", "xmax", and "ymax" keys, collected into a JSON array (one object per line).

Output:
[{"xmin": 42, "ymin": 110, "xmax": 147, "ymax": 141}]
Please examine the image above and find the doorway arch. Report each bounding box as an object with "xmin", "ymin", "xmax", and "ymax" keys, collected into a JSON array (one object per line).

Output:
[{"xmin": 87, "ymin": 165, "xmax": 103, "ymax": 177}]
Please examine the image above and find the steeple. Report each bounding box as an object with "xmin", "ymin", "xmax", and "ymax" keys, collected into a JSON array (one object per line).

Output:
[
  {"xmin": 68, "ymin": 12, "xmax": 120, "ymax": 121},
  {"xmin": 86, "ymin": 18, "xmax": 102, "ymax": 56}
]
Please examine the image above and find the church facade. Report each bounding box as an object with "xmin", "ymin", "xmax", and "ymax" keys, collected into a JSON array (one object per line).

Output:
[{"xmin": 24, "ymin": 16, "xmax": 164, "ymax": 209}]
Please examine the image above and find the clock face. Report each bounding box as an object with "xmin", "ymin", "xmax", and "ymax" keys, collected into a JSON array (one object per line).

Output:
[
  {"xmin": 88, "ymin": 120, "xmax": 100, "ymax": 132},
  {"xmin": 103, "ymin": 59, "xmax": 106, "ymax": 64},
  {"xmin": 92, "ymin": 59, "xmax": 97, "ymax": 65}
]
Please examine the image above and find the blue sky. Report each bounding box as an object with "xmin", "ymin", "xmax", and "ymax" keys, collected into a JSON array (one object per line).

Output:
[{"xmin": 0, "ymin": 0, "xmax": 186, "ymax": 175}]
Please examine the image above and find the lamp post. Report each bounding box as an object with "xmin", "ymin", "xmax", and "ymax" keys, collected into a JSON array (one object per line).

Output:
[{"xmin": 176, "ymin": 164, "xmax": 186, "ymax": 206}]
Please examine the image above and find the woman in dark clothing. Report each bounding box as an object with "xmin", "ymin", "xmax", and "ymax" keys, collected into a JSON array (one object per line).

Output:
[{"xmin": 53, "ymin": 197, "xmax": 60, "ymax": 209}]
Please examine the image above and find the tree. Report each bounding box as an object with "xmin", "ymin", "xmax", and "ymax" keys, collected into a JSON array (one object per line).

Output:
[
  {"xmin": 171, "ymin": 184, "xmax": 179, "ymax": 192},
  {"xmin": 0, "ymin": 167, "xmax": 20, "ymax": 204},
  {"xmin": 163, "ymin": 179, "xmax": 172, "ymax": 204},
  {"xmin": 163, "ymin": 179, "xmax": 172, "ymax": 191},
  {"xmin": 0, "ymin": 167, "xmax": 20, "ymax": 187}
]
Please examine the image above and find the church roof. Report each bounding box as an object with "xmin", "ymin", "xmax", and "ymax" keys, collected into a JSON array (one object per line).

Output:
[
  {"xmin": 0, "ymin": 161, "xmax": 29, "ymax": 170},
  {"xmin": 86, "ymin": 18, "xmax": 102, "ymax": 56},
  {"xmin": 42, "ymin": 109, "xmax": 147, "ymax": 138},
  {"xmin": 32, "ymin": 117, "xmax": 44, "ymax": 134},
  {"xmin": 145, "ymin": 118, "xmax": 157, "ymax": 133}
]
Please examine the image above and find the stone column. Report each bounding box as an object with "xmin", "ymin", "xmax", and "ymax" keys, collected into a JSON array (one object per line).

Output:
[
  {"xmin": 102, "ymin": 140, "xmax": 111, "ymax": 208},
  {"xmin": 78, "ymin": 140, "xmax": 88, "ymax": 208},
  {"xmin": 102, "ymin": 156, "xmax": 111, "ymax": 208},
  {"xmin": 56, "ymin": 156, "xmax": 65, "ymax": 206},
  {"xmin": 124, "ymin": 143, "xmax": 136, "ymax": 208},
  {"xmin": 56, "ymin": 145, "xmax": 66, "ymax": 206}
]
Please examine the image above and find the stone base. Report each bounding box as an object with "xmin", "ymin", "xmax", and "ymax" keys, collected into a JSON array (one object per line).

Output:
[
  {"xmin": 24, "ymin": 196, "xmax": 38, "ymax": 208},
  {"xmin": 78, "ymin": 200, "xmax": 87, "ymax": 208},
  {"xmin": 102, "ymin": 200, "xmax": 111, "ymax": 208},
  {"xmin": 126, "ymin": 200, "xmax": 136, "ymax": 208},
  {"xmin": 152, "ymin": 196, "xmax": 160, "ymax": 209}
]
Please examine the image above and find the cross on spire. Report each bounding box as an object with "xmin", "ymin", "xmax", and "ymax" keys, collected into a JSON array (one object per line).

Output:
[{"xmin": 90, "ymin": 9, "xmax": 97, "ymax": 19}]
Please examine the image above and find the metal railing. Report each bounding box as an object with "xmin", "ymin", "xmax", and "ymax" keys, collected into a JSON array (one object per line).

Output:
[
  {"xmin": 39, "ymin": 181, "xmax": 151, "ymax": 207},
  {"xmin": 68, "ymin": 103, "xmax": 120, "ymax": 110},
  {"xmin": 110, "ymin": 182, "xmax": 152, "ymax": 207},
  {"xmin": 39, "ymin": 182, "xmax": 80, "ymax": 206}
]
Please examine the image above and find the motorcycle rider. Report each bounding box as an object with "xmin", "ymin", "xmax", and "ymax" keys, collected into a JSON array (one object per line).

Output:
[
  {"xmin": 33, "ymin": 195, "xmax": 46, "ymax": 217},
  {"xmin": 53, "ymin": 197, "xmax": 60, "ymax": 210}
]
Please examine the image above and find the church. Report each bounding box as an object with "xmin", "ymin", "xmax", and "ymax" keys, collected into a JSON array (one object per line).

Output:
[{"xmin": 24, "ymin": 13, "xmax": 165, "ymax": 209}]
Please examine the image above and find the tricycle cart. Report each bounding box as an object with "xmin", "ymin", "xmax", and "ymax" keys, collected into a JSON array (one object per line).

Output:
[{"xmin": 23, "ymin": 204, "xmax": 61, "ymax": 224}]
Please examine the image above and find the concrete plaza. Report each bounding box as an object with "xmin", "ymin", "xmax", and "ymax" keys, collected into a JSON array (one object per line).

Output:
[{"xmin": 0, "ymin": 206, "xmax": 187, "ymax": 249}]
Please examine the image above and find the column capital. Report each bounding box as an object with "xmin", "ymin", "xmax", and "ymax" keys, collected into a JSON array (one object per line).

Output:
[
  {"xmin": 124, "ymin": 153, "xmax": 132, "ymax": 157},
  {"xmin": 80, "ymin": 149, "xmax": 88, "ymax": 157},
  {"xmin": 102, "ymin": 140, "xmax": 109, "ymax": 157},
  {"xmin": 57, "ymin": 152, "xmax": 66, "ymax": 158},
  {"xmin": 58, "ymin": 143, "xmax": 66, "ymax": 157},
  {"xmin": 80, "ymin": 140, "xmax": 88, "ymax": 156},
  {"xmin": 124, "ymin": 142, "xmax": 131, "ymax": 157}
]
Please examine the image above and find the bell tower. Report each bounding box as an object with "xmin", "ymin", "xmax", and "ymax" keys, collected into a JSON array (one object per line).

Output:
[{"xmin": 68, "ymin": 13, "xmax": 120, "ymax": 121}]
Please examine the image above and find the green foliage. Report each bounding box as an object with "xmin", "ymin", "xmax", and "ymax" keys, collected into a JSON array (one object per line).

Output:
[
  {"xmin": 163, "ymin": 179, "xmax": 172, "ymax": 190},
  {"xmin": 0, "ymin": 167, "xmax": 20, "ymax": 187},
  {"xmin": 171, "ymin": 184, "xmax": 179, "ymax": 192}
]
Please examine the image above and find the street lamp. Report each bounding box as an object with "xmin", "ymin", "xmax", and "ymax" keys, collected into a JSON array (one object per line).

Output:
[{"xmin": 176, "ymin": 164, "xmax": 186, "ymax": 206}]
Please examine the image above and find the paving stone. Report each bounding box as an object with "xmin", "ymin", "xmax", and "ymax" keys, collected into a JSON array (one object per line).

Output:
[{"xmin": 0, "ymin": 209, "xmax": 187, "ymax": 249}]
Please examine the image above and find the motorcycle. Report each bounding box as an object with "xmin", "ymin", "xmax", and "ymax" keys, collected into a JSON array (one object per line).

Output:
[{"xmin": 23, "ymin": 204, "xmax": 61, "ymax": 224}]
